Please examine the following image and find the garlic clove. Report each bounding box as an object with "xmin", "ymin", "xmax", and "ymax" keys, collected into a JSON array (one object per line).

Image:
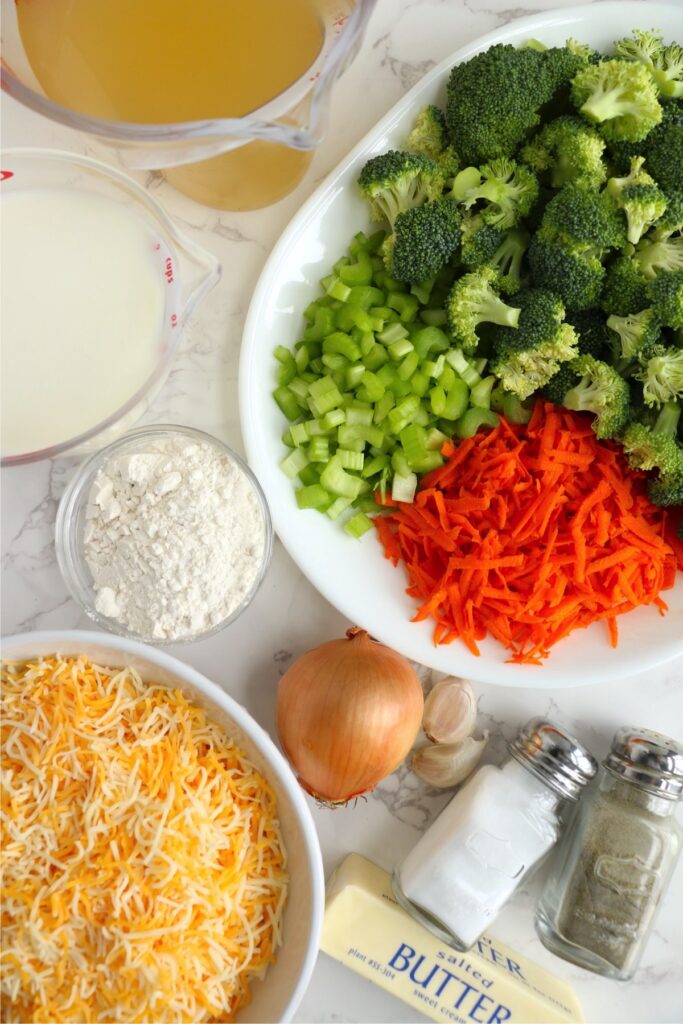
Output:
[
  {"xmin": 423, "ymin": 676, "xmax": 477, "ymax": 745},
  {"xmin": 411, "ymin": 732, "xmax": 489, "ymax": 788}
]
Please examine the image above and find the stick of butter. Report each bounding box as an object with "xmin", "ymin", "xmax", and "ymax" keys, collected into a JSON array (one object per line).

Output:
[{"xmin": 321, "ymin": 854, "xmax": 584, "ymax": 1024}]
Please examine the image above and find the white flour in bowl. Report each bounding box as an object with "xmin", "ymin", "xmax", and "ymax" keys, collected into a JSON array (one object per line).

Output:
[{"xmin": 84, "ymin": 435, "xmax": 266, "ymax": 640}]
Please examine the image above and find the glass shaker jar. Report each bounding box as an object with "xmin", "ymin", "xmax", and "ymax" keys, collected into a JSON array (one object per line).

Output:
[
  {"xmin": 393, "ymin": 718, "xmax": 598, "ymax": 950},
  {"xmin": 536, "ymin": 728, "xmax": 683, "ymax": 981}
]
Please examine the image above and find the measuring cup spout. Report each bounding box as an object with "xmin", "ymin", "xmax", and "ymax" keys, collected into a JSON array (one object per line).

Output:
[{"xmin": 173, "ymin": 233, "xmax": 222, "ymax": 325}]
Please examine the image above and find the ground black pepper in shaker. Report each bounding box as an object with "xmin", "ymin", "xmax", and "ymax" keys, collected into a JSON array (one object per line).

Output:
[{"xmin": 535, "ymin": 728, "xmax": 683, "ymax": 981}]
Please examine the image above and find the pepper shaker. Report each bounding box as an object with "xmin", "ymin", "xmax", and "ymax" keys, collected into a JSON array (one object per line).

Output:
[
  {"xmin": 536, "ymin": 728, "xmax": 683, "ymax": 980},
  {"xmin": 393, "ymin": 718, "xmax": 597, "ymax": 950}
]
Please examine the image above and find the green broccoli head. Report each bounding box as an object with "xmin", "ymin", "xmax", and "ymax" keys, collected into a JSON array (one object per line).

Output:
[
  {"xmin": 446, "ymin": 266, "xmax": 521, "ymax": 352},
  {"xmin": 571, "ymin": 58, "xmax": 662, "ymax": 143},
  {"xmin": 542, "ymin": 185, "xmax": 627, "ymax": 253},
  {"xmin": 617, "ymin": 31, "xmax": 683, "ymax": 100},
  {"xmin": 358, "ymin": 150, "xmax": 445, "ymax": 225},
  {"xmin": 459, "ymin": 213, "xmax": 506, "ymax": 269},
  {"xmin": 563, "ymin": 354, "xmax": 631, "ymax": 438},
  {"xmin": 528, "ymin": 226, "xmax": 606, "ymax": 310},
  {"xmin": 451, "ymin": 158, "xmax": 539, "ymax": 230},
  {"xmin": 520, "ymin": 115, "xmax": 607, "ymax": 189},
  {"xmin": 652, "ymin": 190, "xmax": 683, "ymax": 240},
  {"xmin": 405, "ymin": 105, "xmax": 450, "ymax": 161},
  {"xmin": 635, "ymin": 343, "xmax": 683, "ymax": 405},
  {"xmin": 642, "ymin": 101, "xmax": 683, "ymax": 192},
  {"xmin": 607, "ymin": 308, "xmax": 661, "ymax": 361},
  {"xmin": 648, "ymin": 473, "xmax": 683, "ymax": 507},
  {"xmin": 649, "ymin": 269, "xmax": 683, "ymax": 329},
  {"xmin": 490, "ymin": 288, "xmax": 579, "ymax": 399},
  {"xmin": 542, "ymin": 361, "xmax": 582, "ymax": 405},
  {"xmin": 384, "ymin": 198, "xmax": 461, "ymax": 284},
  {"xmin": 606, "ymin": 156, "xmax": 669, "ymax": 244},
  {"xmin": 567, "ymin": 308, "xmax": 611, "ymax": 359},
  {"xmin": 565, "ymin": 38, "xmax": 600, "ymax": 64},
  {"xmin": 601, "ymin": 254, "xmax": 650, "ymax": 315},
  {"xmin": 488, "ymin": 228, "xmax": 530, "ymax": 295},
  {"xmin": 445, "ymin": 44, "xmax": 583, "ymax": 165}
]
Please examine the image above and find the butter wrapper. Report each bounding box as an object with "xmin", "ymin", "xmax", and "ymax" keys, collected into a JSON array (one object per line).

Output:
[{"xmin": 321, "ymin": 854, "xmax": 584, "ymax": 1024}]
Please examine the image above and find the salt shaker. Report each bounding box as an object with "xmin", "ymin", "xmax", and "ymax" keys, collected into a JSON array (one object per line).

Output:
[
  {"xmin": 536, "ymin": 728, "xmax": 683, "ymax": 980},
  {"xmin": 393, "ymin": 718, "xmax": 597, "ymax": 950}
]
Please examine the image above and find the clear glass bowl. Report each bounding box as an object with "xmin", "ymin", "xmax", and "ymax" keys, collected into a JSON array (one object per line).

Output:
[
  {"xmin": 1, "ymin": 150, "xmax": 221, "ymax": 466},
  {"xmin": 55, "ymin": 425, "xmax": 273, "ymax": 645},
  {"xmin": 1, "ymin": 0, "xmax": 377, "ymax": 209}
]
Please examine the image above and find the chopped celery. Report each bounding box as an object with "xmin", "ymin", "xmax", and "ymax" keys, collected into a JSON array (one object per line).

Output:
[
  {"xmin": 410, "ymin": 451, "xmax": 444, "ymax": 473},
  {"xmin": 425, "ymin": 427, "xmax": 448, "ymax": 451},
  {"xmin": 397, "ymin": 351, "xmax": 419, "ymax": 381},
  {"xmin": 359, "ymin": 371, "xmax": 385, "ymax": 402},
  {"xmin": 320, "ymin": 408, "xmax": 346, "ymax": 431},
  {"xmin": 338, "ymin": 423, "xmax": 384, "ymax": 448},
  {"xmin": 388, "ymin": 338, "xmax": 414, "ymax": 362},
  {"xmin": 309, "ymin": 437, "xmax": 330, "ymax": 463},
  {"xmin": 280, "ymin": 448, "xmax": 309, "ymax": 478},
  {"xmin": 362, "ymin": 453, "xmax": 390, "ymax": 478},
  {"xmin": 412, "ymin": 326, "xmax": 450, "ymax": 360},
  {"xmin": 420, "ymin": 308, "xmax": 448, "ymax": 326},
  {"xmin": 364, "ymin": 344, "xmax": 389, "ymax": 372},
  {"xmin": 388, "ymin": 395, "xmax": 420, "ymax": 434},
  {"xmin": 345, "ymin": 403, "xmax": 374, "ymax": 426},
  {"xmin": 338, "ymin": 449, "xmax": 364, "ymax": 471},
  {"xmin": 378, "ymin": 323, "xmax": 409, "ymax": 346},
  {"xmin": 346, "ymin": 363, "xmax": 366, "ymax": 389},
  {"xmin": 320, "ymin": 456, "xmax": 363, "ymax": 499},
  {"xmin": 344, "ymin": 513, "xmax": 374, "ymax": 538},
  {"xmin": 338, "ymin": 249, "xmax": 373, "ymax": 286},
  {"xmin": 298, "ymin": 465, "xmax": 321, "ymax": 486},
  {"xmin": 325, "ymin": 276, "xmax": 352, "ymax": 302},
  {"xmin": 296, "ymin": 484, "xmax": 331, "ymax": 509},
  {"xmin": 392, "ymin": 472, "xmax": 418, "ymax": 503},
  {"xmin": 323, "ymin": 332, "xmax": 362, "ymax": 362},
  {"xmin": 429, "ymin": 385, "xmax": 446, "ymax": 416},
  {"xmin": 400, "ymin": 423, "xmax": 427, "ymax": 466},
  {"xmin": 387, "ymin": 291, "xmax": 419, "ymax": 322},
  {"xmin": 410, "ymin": 371, "xmax": 430, "ymax": 397},
  {"xmin": 373, "ymin": 392, "xmax": 395, "ymax": 424},
  {"xmin": 454, "ymin": 408, "xmax": 500, "ymax": 438},
  {"xmin": 290, "ymin": 422, "xmax": 309, "ymax": 447},
  {"xmin": 273, "ymin": 386, "xmax": 301, "ymax": 422},
  {"xmin": 347, "ymin": 285, "xmax": 385, "ymax": 309},
  {"xmin": 326, "ymin": 496, "xmax": 354, "ymax": 521},
  {"xmin": 470, "ymin": 375, "xmax": 496, "ymax": 410},
  {"xmin": 446, "ymin": 349, "xmax": 481, "ymax": 388},
  {"xmin": 441, "ymin": 379, "xmax": 470, "ymax": 421}
]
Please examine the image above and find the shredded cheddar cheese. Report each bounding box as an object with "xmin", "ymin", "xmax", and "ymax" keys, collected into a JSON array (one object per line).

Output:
[{"xmin": 0, "ymin": 655, "xmax": 288, "ymax": 1024}]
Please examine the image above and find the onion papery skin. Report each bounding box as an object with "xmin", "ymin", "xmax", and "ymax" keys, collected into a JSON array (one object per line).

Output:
[{"xmin": 276, "ymin": 628, "xmax": 424, "ymax": 804}]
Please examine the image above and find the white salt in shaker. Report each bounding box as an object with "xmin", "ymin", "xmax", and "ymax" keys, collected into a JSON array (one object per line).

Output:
[{"xmin": 393, "ymin": 718, "xmax": 597, "ymax": 950}]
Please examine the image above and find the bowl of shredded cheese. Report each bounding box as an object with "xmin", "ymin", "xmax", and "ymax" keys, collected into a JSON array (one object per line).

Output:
[{"xmin": 0, "ymin": 631, "xmax": 324, "ymax": 1023}]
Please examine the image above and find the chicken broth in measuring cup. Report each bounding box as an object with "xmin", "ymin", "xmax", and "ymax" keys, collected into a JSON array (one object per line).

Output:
[{"xmin": 16, "ymin": 0, "xmax": 326, "ymax": 209}]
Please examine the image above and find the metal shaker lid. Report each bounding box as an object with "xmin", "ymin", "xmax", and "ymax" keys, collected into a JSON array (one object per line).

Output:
[
  {"xmin": 509, "ymin": 718, "xmax": 598, "ymax": 801},
  {"xmin": 604, "ymin": 728, "xmax": 683, "ymax": 799}
]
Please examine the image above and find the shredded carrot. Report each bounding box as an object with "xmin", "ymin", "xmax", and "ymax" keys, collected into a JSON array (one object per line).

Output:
[{"xmin": 376, "ymin": 402, "xmax": 682, "ymax": 665}]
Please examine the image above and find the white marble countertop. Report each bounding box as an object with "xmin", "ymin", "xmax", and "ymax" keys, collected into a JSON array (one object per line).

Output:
[{"xmin": 2, "ymin": 1, "xmax": 683, "ymax": 1021}]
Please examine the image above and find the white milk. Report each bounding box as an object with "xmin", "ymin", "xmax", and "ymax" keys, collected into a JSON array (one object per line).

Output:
[{"xmin": 1, "ymin": 188, "xmax": 167, "ymax": 456}]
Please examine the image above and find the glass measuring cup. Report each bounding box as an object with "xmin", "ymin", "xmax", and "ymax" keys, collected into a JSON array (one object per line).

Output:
[
  {"xmin": 1, "ymin": 0, "xmax": 377, "ymax": 210},
  {"xmin": 1, "ymin": 149, "xmax": 220, "ymax": 466}
]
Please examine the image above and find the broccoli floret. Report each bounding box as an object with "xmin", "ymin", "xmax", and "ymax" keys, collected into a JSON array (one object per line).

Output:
[
  {"xmin": 447, "ymin": 266, "xmax": 521, "ymax": 352},
  {"xmin": 607, "ymin": 308, "xmax": 661, "ymax": 361},
  {"xmin": 601, "ymin": 254, "xmax": 650, "ymax": 315},
  {"xmin": 520, "ymin": 115, "xmax": 607, "ymax": 189},
  {"xmin": 571, "ymin": 59, "xmax": 662, "ymax": 143},
  {"xmin": 383, "ymin": 198, "xmax": 461, "ymax": 284},
  {"xmin": 437, "ymin": 145, "xmax": 462, "ymax": 181},
  {"xmin": 405, "ymin": 105, "xmax": 450, "ymax": 160},
  {"xmin": 451, "ymin": 158, "xmax": 539, "ymax": 230},
  {"xmin": 622, "ymin": 402, "xmax": 683, "ymax": 508},
  {"xmin": 642, "ymin": 101, "xmax": 683, "ymax": 192},
  {"xmin": 528, "ymin": 227, "xmax": 605, "ymax": 310},
  {"xmin": 615, "ymin": 29, "xmax": 665, "ymax": 68},
  {"xmin": 652, "ymin": 190, "xmax": 683, "ymax": 240},
  {"xmin": 634, "ymin": 235, "xmax": 683, "ymax": 280},
  {"xmin": 358, "ymin": 150, "xmax": 445, "ymax": 225},
  {"xmin": 541, "ymin": 184, "xmax": 626, "ymax": 253},
  {"xmin": 459, "ymin": 213, "xmax": 506, "ymax": 269},
  {"xmin": 488, "ymin": 228, "xmax": 529, "ymax": 294},
  {"xmin": 565, "ymin": 37, "xmax": 600, "ymax": 64},
  {"xmin": 490, "ymin": 288, "xmax": 579, "ymax": 399},
  {"xmin": 636, "ymin": 343, "xmax": 683, "ymax": 405},
  {"xmin": 563, "ymin": 354, "xmax": 631, "ymax": 438},
  {"xmin": 649, "ymin": 269, "xmax": 683, "ymax": 328},
  {"xmin": 617, "ymin": 31, "xmax": 683, "ymax": 100},
  {"xmin": 445, "ymin": 44, "xmax": 583, "ymax": 165},
  {"xmin": 542, "ymin": 361, "xmax": 582, "ymax": 404},
  {"xmin": 567, "ymin": 308, "xmax": 610, "ymax": 359},
  {"xmin": 606, "ymin": 156, "xmax": 668, "ymax": 244}
]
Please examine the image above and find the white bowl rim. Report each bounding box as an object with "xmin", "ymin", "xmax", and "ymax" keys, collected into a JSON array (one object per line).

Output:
[{"xmin": 1, "ymin": 629, "xmax": 325, "ymax": 1024}]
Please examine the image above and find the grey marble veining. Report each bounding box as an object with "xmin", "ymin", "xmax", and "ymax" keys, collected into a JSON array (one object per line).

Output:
[{"xmin": 2, "ymin": 1, "xmax": 683, "ymax": 1022}]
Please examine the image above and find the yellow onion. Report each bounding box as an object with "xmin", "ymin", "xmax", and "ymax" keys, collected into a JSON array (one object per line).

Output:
[{"xmin": 276, "ymin": 628, "xmax": 424, "ymax": 804}]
